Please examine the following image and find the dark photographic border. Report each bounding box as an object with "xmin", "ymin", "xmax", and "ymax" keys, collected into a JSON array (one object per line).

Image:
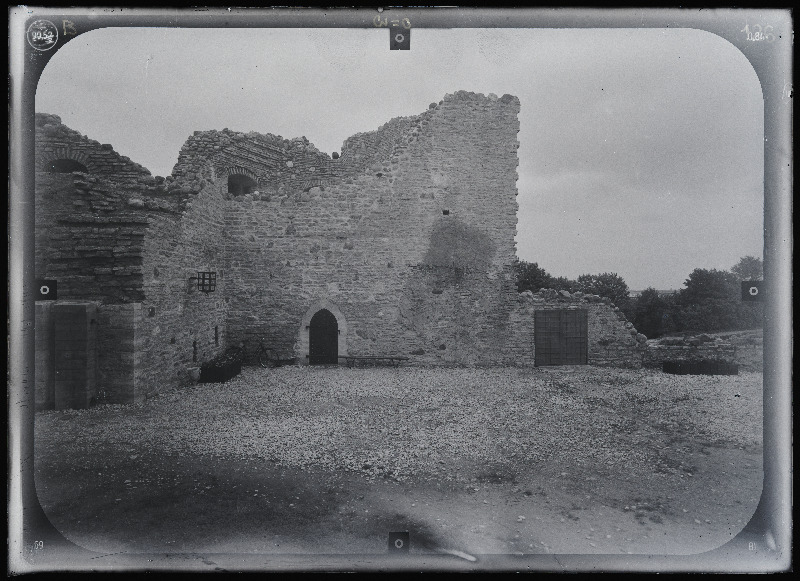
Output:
[{"xmin": 8, "ymin": 7, "xmax": 792, "ymax": 573}]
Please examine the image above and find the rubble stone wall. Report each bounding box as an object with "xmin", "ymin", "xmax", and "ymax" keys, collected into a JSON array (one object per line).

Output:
[
  {"xmin": 217, "ymin": 91, "xmax": 520, "ymax": 365},
  {"xmin": 137, "ymin": 165, "xmax": 230, "ymax": 394},
  {"xmin": 643, "ymin": 336, "xmax": 737, "ymax": 369}
]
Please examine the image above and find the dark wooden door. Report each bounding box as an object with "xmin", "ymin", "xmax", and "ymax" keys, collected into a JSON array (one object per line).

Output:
[
  {"xmin": 534, "ymin": 309, "xmax": 588, "ymax": 366},
  {"xmin": 309, "ymin": 309, "xmax": 338, "ymax": 365}
]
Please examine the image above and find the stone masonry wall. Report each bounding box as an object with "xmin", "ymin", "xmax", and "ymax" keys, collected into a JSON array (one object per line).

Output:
[
  {"xmin": 35, "ymin": 171, "xmax": 151, "ymax": 303},
  {"xmin": 215, "ymin": 91, "xmax": 521, "ymax": 365},
  {"xmin": 137, "ymin": 161, "xmax": 229, "ymax": 394},
  {"xmin": 35, "ymin": 114, "xmax": 225, "ymax": 403},
  {"xmin": 642, "ymin": 335, "xmax": 737, "ymax": 369},
  {"xmin": 509, "ymin": 289, "xmax": 647, "ymax": 368},
  {"xmin": 96, "ymin": 304, "xmax": 143, "ymax": 404}
]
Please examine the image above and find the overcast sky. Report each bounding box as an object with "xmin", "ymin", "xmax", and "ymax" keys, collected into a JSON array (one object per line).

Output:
[{"xmin": 35, "ymin": 26, "xmax": 764, "ymax": 290}]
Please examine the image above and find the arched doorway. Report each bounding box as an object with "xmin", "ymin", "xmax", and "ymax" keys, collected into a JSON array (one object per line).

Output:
[{"xmin": 308, "ymin": 309, "xmax": 339, "ymax": 365}]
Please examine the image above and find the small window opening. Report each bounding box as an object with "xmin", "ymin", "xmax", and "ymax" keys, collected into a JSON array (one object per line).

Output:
[
  {"xmin": 197, "ymin": 271, "xmax": 217, "ymax": 293},
  {"xmin": 228, "ymin": 173, "xmax": 258, "ymax": 196},
  {"xmin": 442, "ymin": 209, "xmax": 450, "ymax": 216},
  {"xmin": 214, "ymin": 326, "xmax": 219, "ymax": 346},
  {"xmin": 45, "ymin": 159, "xmax": 88, "ymax": 173}
]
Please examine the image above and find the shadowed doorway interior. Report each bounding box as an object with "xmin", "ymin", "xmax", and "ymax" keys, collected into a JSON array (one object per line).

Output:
[{"xmin": 308, "ymin": 309, "xmax": 339, "ymax": 365}]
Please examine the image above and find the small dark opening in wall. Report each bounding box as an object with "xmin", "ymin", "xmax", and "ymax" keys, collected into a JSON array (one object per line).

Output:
[
  {"xmin": 193, "ymin": 340, "xmax": 198, "ymax": 363},
  {"xmin": 147, "ymin": 306, "xmax": 156, "ymax": 317},
  {"xmin": 45, "ymin": 158, "xmax": 88, "ymax": 173},
  {"xmin": 442, "ymin": 209, "xmax": 450, "ymax": 216},
  {"xmin": 228, "ymin": 173, "xmax": 257, "ymax": 196},
  {"xmin": 214, "ymin": 326, "xmax": 219, "ymax": 345}
]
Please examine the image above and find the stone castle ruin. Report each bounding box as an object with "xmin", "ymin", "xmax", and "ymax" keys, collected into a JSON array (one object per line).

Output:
[{"xmin": 35, "ymin": 91, "xmax": 658, "ymax": 409}]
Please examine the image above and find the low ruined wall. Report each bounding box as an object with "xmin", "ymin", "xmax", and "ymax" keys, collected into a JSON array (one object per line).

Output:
[
  {"xmin": 712, "ymin": 329, "xmax": 763, "ymax": 371},
  {"xmin": 643, "ymin": 335, "xmax": 737, "ymax": 369}
]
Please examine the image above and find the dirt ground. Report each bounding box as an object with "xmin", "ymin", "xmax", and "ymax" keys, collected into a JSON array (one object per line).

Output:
[{"xmin": 26, "ymin": 366, "xmax": 766, "ymax": 571}]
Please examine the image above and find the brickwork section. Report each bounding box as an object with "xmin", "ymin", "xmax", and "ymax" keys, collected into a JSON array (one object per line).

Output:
[
  {"xmin": 34, "ymin": 165, "xmax": 184, "ymax": 304},
  {"xmin": 35, "ymin": 113, "xmax": 152, "ymax": 181},
  {"xmin": 509, "ymin": 289, "xmax": 647, "ymax": 368},
  {"xmin": 172, "ymin": 129, "xmax": 337, "ymax": 197}
]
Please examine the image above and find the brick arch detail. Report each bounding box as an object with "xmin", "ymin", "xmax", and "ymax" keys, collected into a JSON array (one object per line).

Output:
[
  {"xmin": 220, "ymin": 166, "xmax": 261, "ymax": 187},
  {"xmin": 296, "ymin": 299, "xmax": 349, "ymax": 365},
  {"xmin": 37, "ymin": 147, "xmax": 98, "ymax": 173}
]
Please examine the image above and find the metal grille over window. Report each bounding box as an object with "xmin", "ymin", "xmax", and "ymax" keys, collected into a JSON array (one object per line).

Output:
[{"xmin": 197, "ymin": 271, "xmax": 217, "ymax": 293}]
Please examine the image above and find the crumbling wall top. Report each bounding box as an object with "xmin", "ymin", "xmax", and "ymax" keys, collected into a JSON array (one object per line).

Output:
[{"xmin": 34, "ymin": 113, "xmax": 152, "ymax": 180}]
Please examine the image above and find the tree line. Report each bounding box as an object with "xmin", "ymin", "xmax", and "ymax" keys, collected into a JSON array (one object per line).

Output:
[{"xmin": 514, "ymin": 256, "xmax": 763, "ymax": 338}]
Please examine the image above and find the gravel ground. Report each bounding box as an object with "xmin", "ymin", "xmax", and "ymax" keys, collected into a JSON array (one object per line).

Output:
[{"xmin": 36, "ymin": 366, "xmax": 762, "ymax": 485}]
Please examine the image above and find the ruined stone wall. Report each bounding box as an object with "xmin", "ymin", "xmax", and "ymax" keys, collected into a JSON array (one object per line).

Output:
[
  {"xmin": 642, "ymin": 336, "xmax": 737, "ymax": 369},
  {"xmin": 137, "ymin": 163, "xmax": 230, "ymax": 395},
  {"xmin": 216, "ymin": 91, "xmax": 520, "ymax": 365},
  {"xmin": 35, "ymin": 113, "xmax": 152, "ymax": 181},
  {"xmin": 36, "ymin": 90, "xmax": 666, "ymax": 409},
  {"xmin": 172, "ymin": 128, "xmax": 338, "ymax": 196},
  {"xmin": 509, "ymin": 289, "xmax": 647, "ymax": 368}
]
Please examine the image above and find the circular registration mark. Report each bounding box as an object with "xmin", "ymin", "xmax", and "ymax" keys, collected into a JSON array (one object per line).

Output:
[{"xmin": 27, "ymin": 20, "xmax": 59, "ymax": 51}]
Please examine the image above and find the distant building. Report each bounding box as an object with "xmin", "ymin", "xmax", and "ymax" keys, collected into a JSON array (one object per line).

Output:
[{"xmin": 629, "ymin": 289, "xmax": 678, "ymax": 298}]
